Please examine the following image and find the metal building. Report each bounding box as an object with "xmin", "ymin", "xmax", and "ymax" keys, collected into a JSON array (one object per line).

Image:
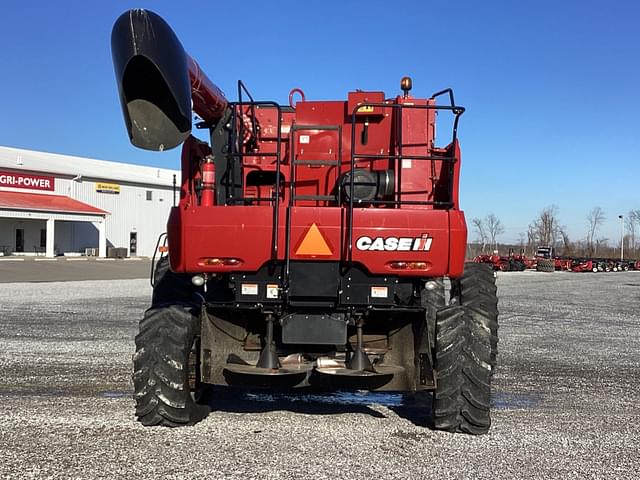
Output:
[{"xmin": 0, "ymin": 146, "xmax": 179, "ymax": 258}]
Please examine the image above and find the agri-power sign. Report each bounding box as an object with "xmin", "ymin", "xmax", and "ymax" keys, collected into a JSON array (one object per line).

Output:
[{"xmin": 0, "ymin": 171, "xmax": 55, "ymax": 191}]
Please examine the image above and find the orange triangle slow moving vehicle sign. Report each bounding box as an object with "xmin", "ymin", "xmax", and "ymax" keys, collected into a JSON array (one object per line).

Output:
[{"xmin": 295, "ymin": 223, "xmax": 333, "ymax": 256}]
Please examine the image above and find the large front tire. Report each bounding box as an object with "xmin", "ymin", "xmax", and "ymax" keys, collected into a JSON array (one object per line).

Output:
[{"xmin": 132, "ymin": 304, "xmax": 209, "ymax": 427}]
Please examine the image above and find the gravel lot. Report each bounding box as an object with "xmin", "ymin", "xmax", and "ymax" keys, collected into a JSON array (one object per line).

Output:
[{"xmin": 0, "ymin": 271, "xmax": 639, "ymax": 479}]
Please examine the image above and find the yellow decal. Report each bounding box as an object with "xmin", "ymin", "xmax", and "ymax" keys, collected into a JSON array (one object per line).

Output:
[
  {"xmin": 357, "ymin": 105, "xmax": 375, "ymax": 113},
  {"xmin": 95, "ymin": 182, "xmax": 120, "ymax": 194}
]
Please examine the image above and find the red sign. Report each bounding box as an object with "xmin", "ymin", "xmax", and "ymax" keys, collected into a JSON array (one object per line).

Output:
[{"xmin": 0, "ymin": 171, "xmax": 55, "ymax": 191}]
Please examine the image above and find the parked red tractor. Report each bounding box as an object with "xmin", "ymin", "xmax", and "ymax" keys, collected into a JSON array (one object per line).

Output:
[
  {"xmin": 112, "ymin": 9, "xmax": 498, "ymax": 435},
  {"xmin": 473, "ymin": 248, "xmax": 527, "ymax": 271}
]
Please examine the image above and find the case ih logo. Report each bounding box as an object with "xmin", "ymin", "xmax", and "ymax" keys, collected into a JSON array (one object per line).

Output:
[
  {"xmin": 356, "ymin": 233, "xmax": 433, "ymax": 252},
  {"xmin": 0, "ymin": 171, "xmax": 55, "ymax": 191}
]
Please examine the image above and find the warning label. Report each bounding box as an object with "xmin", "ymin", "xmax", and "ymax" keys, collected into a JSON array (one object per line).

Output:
[{"xmin": 295, "ymin": 223, "xmax": 333, "ymax": 256}]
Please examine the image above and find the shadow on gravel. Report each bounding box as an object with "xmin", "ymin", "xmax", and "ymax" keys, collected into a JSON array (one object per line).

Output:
[
  {"xmin": 492, "ymin": 391, "xmax": 541, "ymax": 409},
  {"xmin": 387, "ymin": 392, "xmax": 433, "ymax": 427},
  {"xmin": 199, "ymin": 387, "xmax": 540, "ymax": 424},
  {"xmin": 202, "ymin": 386, "xmax": 438, "ymax": 423}
]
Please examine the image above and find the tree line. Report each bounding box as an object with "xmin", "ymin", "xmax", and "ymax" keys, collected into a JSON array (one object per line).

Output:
[{"xmin": 470, "ymin": 206, "xmax": 640, "ymax": 259}]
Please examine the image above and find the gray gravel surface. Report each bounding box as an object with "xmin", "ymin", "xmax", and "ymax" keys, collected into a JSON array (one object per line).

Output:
[{"xmin": 0, "ymin": 271, "xmax": 639, "ymax": 479}]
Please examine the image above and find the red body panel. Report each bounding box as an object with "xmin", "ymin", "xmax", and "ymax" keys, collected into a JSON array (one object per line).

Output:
[
  {"xmin": 169, "ymin": 205, "xmax": 466, "ymax": 278},
  {"xmin": 169, "ymin": 89, "xmax": 466, "ymax": 280}
]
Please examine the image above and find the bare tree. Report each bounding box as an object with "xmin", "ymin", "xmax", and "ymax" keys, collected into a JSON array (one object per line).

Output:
[
  {"xmin": 529, "ymin": 205, "xmax": 561, "ymax": 247},
  {"xmin": 485, "ymin": 213, "xmax": 504, "ymax": 251},
  {"xmin": 587, "ymin": 207, "xmax": 605, "ymax": 255},
  {"xmin": 526, "ymin": 225, "xmax": 536, "ymax": 254},
  {"xmin": 595, "ymin": 237, "xmax": 609, "ymax": 255},
  {"xmin": 627, "ymin": 209, "xmax": 640, "ymax": 254},
  {"xmin": 472, "ymin": 217, "xmax": 487, "ymax": 252},
  {"xmin": 559, "ymin": 228, "xmax": 572, "ymax": 256}
]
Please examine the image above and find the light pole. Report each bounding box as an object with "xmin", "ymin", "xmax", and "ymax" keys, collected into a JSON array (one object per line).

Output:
[{"xmin": 619, "ymin": 215, "xmax": 624, "ymax": 261}]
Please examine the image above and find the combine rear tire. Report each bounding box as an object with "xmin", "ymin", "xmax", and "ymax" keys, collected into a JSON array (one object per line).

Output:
[
  {"xmin": 432, "ymin": 306, "xmax": 492, "ymax": 435},
  {"xmin": 536, "ymin": 258, "xmax": 555, "ymax": 272},
  {"xmin": 432, "ymin": 262, "xmax": 498, "ymax": 435},
  {"xmin": 451, "ymin": 262, "xmax": 499, "ymax": 369},
  {"xmin": 133, "ymin": 304, "xmax": 209, "ymax": 427}
]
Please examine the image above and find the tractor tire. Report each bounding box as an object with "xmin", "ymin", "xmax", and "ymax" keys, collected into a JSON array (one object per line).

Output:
[
  {"xmin": 536, "ymin": 258, "xmax": 555, "ymax": 272},
  {"xmin": 432, "ymin": 305, "xmax": 492, "ymax": 435},
  {"xmin": 152, "ymin": 256, "xmax": 199, "ymax": 307},
  {"xmin": 450, "ymin": 262, "xmax": 499, "ymax": 369},
  {"xmin": 133, "ymin": 304, "xmax": 210, "ymax": 427}
]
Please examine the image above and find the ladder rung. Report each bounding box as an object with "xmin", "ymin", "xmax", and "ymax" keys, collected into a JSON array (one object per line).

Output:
[
  {"xmin": 291, "ymin": 124, "xmax": 341, "ymax": 131},
  {"xmin": 230, "ymin": 152, "xmax": 279, "ymax": 158},
  {"xmin": 293, "ymin": 195, "xmax": 336, "ymax": 201},
  {"xmin": 293, "ymin": 160, "xmax": 340, "ymax": 166},
  {"xmin": 352, "ymin": 153, "xmax": 455, "ymax": 161}
]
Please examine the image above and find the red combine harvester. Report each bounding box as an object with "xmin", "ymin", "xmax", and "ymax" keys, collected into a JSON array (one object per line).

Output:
[{"xmin": 112, "ymin": 9, "xmax": 498, "ymax": 435}]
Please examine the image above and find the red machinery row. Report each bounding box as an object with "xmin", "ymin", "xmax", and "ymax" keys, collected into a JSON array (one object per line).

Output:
[{"xmin": 474, "ymin": 248, "xmax": 640, "ymax": 273}]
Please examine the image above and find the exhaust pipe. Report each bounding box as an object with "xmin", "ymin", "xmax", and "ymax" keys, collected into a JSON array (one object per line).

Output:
[{"xmin": 111, "ymin": 9, "xmax": 228, "ymax": 151}]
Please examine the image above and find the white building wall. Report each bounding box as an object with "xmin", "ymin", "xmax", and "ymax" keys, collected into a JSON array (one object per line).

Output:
[
  {"xmin": 52, "ymin": 176, "xmax": 174, "ymax": 256},
  {"xmin": 0, "ymin": 146, "xmax": 179, "ymax": 257}
]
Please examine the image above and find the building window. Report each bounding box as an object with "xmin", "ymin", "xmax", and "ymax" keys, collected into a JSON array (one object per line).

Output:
[
  {"xmin": 146, "ymin": 190, "xmax": 152, "ymax": 201},
  {"xmin": 40, "ymin": 229, "xmax": 46, "ymax": 248}
]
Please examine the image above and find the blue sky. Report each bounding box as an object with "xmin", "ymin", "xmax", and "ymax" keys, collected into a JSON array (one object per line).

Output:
[{"xmin": 1, "ymin": 1, "xmax": 638, "ymax": 244}]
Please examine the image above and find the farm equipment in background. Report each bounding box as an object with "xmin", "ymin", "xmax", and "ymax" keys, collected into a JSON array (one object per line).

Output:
[
  {"xmin": 553, "ymin": 257, "xmax": 573, "ymax": 271},
  {"xmin": 112, "ymin": 9, "xmax": 499, "ymax": 435},
  {"xmin": 509, "ymin": 248, "xmax": 535, "ymax": 269},
  {"xmin": 473, "ymin": 247, "xmax": 639, "ymax": 274},
  {"xmin": 571, "ymin": 258, "xmax": 597, "ymax": 272},
  {"xmin": 572, "ymin": 257, "xmax": 640, "ymax": 273},
  {"xmin": 534, "ymin": 246, "xmax": 555, "ymax": 272},
  {"xmin": 613, "ymin": 260, "xmax": 630, "ymax": 272},
  {"xmin": 473, "ymin": 248, "xmax": 527, "ymax": 271},
  {"xmin": 473, "ymin": 254, "xmax": 508, "ymax": 271}
]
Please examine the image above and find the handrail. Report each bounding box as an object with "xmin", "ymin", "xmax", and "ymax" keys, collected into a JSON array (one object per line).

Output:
[{"xmin": 347, "ymin": 100, "xmax": 464, "ymax": 261}]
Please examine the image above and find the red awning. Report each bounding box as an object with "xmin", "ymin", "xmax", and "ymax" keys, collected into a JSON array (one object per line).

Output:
[{"xmin": 0, "ymin": 190, "xmax": 108, "ymax": 215}]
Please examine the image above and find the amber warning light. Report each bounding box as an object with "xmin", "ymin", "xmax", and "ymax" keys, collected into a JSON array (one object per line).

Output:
[{"xmin": 198, "ymin": 258, "xmax": 242, "ymax": 267}]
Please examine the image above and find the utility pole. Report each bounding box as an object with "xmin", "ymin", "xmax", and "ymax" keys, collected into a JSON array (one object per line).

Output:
[{"xmin": 619, "ymin": 215, "xmax": 624, "ymax": 261}]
